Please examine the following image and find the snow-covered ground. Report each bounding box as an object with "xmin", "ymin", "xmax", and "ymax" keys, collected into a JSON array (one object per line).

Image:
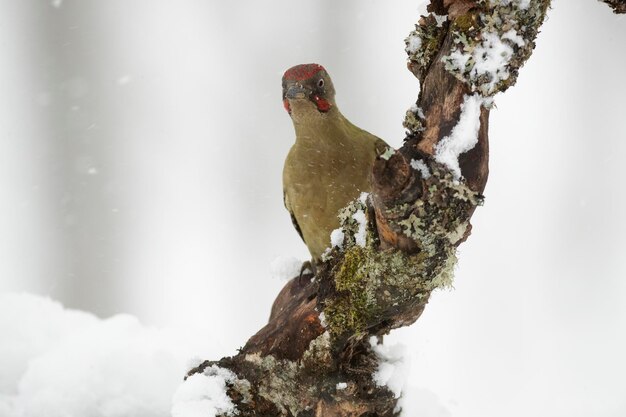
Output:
[
  {"xmin": 0, "ymin": 293, "xmax": 226, "ymax": 417},
  {"xmin": 0, "ymin": 293, "xmax": 446, "ymax": 417}
]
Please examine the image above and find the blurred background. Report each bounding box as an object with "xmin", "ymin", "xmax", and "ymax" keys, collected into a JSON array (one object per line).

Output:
[{"xmin": 1, "ymin": 0, "xmax": 625, "ymax": 416}]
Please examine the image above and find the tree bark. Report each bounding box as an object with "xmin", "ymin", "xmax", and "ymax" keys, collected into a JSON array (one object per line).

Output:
[{"xmin": 184, "ymin": 1, "xmax": 553, "ymax": 416}]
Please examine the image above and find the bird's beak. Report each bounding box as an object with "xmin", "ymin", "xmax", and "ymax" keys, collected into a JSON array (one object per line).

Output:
[{"xmin": 285, "ymin": 85, "xmax": 309, "ymax": 100}]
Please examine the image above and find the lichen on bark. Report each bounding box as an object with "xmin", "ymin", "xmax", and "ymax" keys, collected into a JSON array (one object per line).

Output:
[
  {"xmin": 441, "ymin": 0, "xmax": 551, "ymax": 95},
  {"xmin": 319, "ymin": 170, "xmax": 482, "ymax": 340}
]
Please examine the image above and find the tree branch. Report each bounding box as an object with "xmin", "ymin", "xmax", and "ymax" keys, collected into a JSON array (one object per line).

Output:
[{"xmin": 177, "ymin": 1, "xmax": 552, "ymax": 416}]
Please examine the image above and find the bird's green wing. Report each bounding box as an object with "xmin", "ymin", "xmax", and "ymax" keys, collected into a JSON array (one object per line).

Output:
[{"xmin": 283, "ymin": 192, "xmax": 305, "ymax": 243}]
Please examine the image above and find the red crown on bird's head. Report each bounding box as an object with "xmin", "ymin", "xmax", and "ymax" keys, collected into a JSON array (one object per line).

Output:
[{"xmin": 283, "ymin": 64, "xmax": 325, "ymax": 81}]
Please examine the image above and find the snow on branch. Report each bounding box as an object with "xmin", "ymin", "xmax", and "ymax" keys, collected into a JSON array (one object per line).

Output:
[
  {"xmin": 172, "ymin": 365, "xmax": 242, "ymax": 417},
  {"xmin": 434, "ymin": 93, "xmax": 484, "ymax": 181},
  {"xmin": 402, "ymin": 0, "xmax": 550, "ymax": 188},
  {"xmin": 441, "ymin": 1, "xmax": 549, "ymax": 96}
]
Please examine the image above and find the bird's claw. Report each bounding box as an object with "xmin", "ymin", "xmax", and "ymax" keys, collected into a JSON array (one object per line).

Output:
[{"xmin": 298, "ymin": 260, "xmax": 316, "ymax": 286}]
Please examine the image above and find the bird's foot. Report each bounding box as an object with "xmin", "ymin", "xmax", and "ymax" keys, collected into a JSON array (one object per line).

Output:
[{"xmin": 298, "ymin": 260, "xmax": 316, "ymax": 286}]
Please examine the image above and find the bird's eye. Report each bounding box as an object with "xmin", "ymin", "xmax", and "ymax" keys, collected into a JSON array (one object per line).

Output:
[{"xmin": 318, "ymin": 79, "xmax": 324, "ymax": 88}]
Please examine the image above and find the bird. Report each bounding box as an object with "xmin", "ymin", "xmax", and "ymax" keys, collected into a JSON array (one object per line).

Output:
[{"xmin": 282, "ymin": 63, "xmax": 388, "ymax": 263}]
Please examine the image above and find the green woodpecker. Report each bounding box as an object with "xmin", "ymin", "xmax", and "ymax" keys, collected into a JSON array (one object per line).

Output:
[{"xmin": 282, "ymin": 63, "xmax": 388, "ymax": 262}]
